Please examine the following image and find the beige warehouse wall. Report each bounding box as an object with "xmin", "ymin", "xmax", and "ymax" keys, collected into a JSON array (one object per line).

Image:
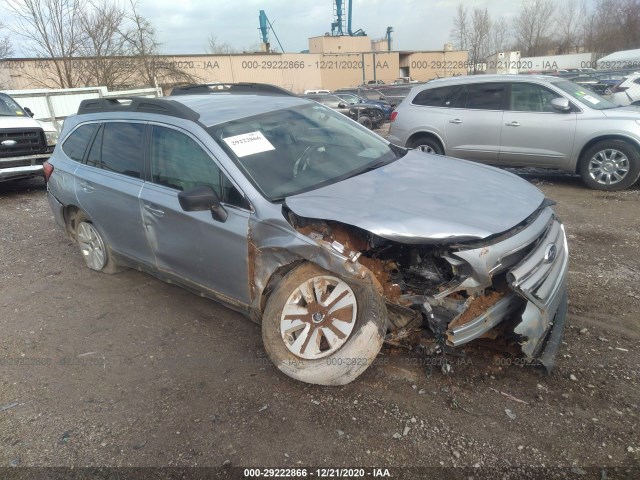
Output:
[
  {"xmin": 1, "ymin": 49, "xmax": 465, "ymax": 94},
  {"xmin": 399, "ymin": 50, "xmax": 468, "ymax": 81},
  {"xmin": 308, "ymin": 35, "xmax": 372, "ymax": 54}
]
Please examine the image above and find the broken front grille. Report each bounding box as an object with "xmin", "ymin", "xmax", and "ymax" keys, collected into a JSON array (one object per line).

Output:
[{"xmin": 0, "ymin": 128, "xmax": 47, "ymax": 159}]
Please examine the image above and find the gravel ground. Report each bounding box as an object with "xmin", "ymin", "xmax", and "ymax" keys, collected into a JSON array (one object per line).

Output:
[{"xmin": 0, "ymin": 171, "xmax": 639, "ymax": 479}]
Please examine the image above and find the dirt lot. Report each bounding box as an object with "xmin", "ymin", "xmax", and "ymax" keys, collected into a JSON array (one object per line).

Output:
[{"xmin": 0, "ymin": 171, "xmax": 639, "ymax": 478}]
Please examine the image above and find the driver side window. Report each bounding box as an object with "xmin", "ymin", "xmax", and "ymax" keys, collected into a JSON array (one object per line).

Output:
[
  {"xmin": 150, "ymin": 126, "xmax": 249, "ymax": 209},
  {"xmin": 510, "ymin": 83, "xmax": 559, "ymax": 112}
]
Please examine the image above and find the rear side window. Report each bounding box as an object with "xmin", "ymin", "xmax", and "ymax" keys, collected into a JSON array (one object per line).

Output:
[
  {"xmin": 62, "ymin": 124, "xmax": 98, "ymax": 162},
  {"xmin": 100, "ymin": 122, "xmax": 145, "ymax": 178},
  {"xmin": 462, "ymin": 83, "xmax": 508, "ymax": 110},
  {"xmin": 413, "ymin": 86, "xmax": 462, "ymax": 107}
]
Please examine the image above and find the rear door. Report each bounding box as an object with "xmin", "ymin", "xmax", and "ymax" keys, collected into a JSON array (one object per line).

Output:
[
  {"xmin": 74, "ymin": 121, "xmax": 155, "ymax": 266},
  {"xmin": 139, "ymin": 124, "xmax": 251, "ymax": 303},
  {"xmin": 499, "ymin": 82, "xmax": 577, "ymax": 167},
  {"xmin": 443, "ymin": 82, "xmax": 507, "ymax": 162}
]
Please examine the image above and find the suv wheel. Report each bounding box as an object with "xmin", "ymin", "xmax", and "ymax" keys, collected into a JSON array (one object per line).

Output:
[
  {"xmin": 579, "ymin": 140, "xmax": 640, "ymax": 191},
  {"xmin": 262, "ymin": 263, "xmax": 386, "ymax": 385},
  {"xmin": 408, "ymin": 135, "xmax": 444, "ymax": 155},
  {"xmin": 73, "ymin": 212, "xmax": 122, "ymax": 274}
]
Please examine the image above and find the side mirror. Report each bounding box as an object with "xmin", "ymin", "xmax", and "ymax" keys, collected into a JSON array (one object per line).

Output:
[
  {"xmin": 338, "ymin": 102, "xmax": 347, "ymax": 109},
  {"xmin": 178, "ymin": 186, "xmax": 228, "ymax": 222},
  {"xmin": 550, "ymin": 97, "xmax": 571, "ymax": 112},
  {"xmin": 24, "ymin": 107, "xmax": 34, "ymax": 117}
]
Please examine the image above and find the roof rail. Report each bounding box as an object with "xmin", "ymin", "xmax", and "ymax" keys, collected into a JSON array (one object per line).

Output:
[
  {"xmin": 77, "ymin": 97, "xmax": 200, "ymax": 121},
  {"xmin": 169, "ymin": 82, "xmax": 295, "ymax": 97}
]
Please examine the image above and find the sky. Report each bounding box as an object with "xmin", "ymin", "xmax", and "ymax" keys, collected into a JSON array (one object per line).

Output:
[{"xmin": 2, "ymin": 0, "xmax": 595, "ymax": 57}]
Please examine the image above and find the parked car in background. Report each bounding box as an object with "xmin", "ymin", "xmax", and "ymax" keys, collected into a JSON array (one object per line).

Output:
[
  {"xmin": 45, "ymin": 86, "xmax": 569, "ymax": 385},
  {"xmin": 610, "ymin": 72, "xmax": 640, "ymax": 106},
  {"xmin": 592, "ymin": 72, "xmax": 626, "ymax": 95},
  {"xmin": 388, "ymin": 74, "xmax": 640, "ymax": 191},
  {"xmin": 0, "ymin": 92, "xmax": 58, "ymax": 182},
  {"xmin": 333, "ymin": 92, "xmax": 394, "ymax": 119},
  {"xmin": 303, "ymin": 89, "xmax": 330, "ymax": 94},
  {"xmin": 393, "ymin": 77, "xmax": 419, "ymax": 84},
  {"xmin": 335, "ymin": 87, "xmax": 395, "ymax": 106},
  {"xmin": 302, "ymin": 93, "xmax": 385, "ymax": 129}
]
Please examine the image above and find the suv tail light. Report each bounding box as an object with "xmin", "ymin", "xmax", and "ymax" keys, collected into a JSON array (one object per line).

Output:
[
  {"xmin": 390, "ymin": 111, "xmax": 398, "ymax": 122},
  {"xmin": 43, "ymin": 161, "xmax": 54, "ymax": 182}
]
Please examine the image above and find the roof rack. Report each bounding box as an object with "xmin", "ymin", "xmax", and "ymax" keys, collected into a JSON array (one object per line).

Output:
[
  {"xmin": 169, "ymin": 82, "xmax": 295, "ymax": 97},
  {"xmin": 77, "ymin": 97, "xmax": 200, "ymax": 121}
]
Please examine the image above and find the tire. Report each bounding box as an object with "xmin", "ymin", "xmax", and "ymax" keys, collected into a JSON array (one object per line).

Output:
[
  {"xmin": 262, "ymin": 263, "xmax": 387, "ymax": 386},
  {"xmin": 408, "ymin": 135, "xmax": 444, "ymax": 155},
  {"xmin": 578, "ymin": 140, "xmax": 640, "ymax": 191},
  {"xmin": 73, "ymin": 212, "xmax": 122, "ymax": 274},
  {"xmin": 357, "ymin": 115, "xmax": 373, "ymax": 129}
]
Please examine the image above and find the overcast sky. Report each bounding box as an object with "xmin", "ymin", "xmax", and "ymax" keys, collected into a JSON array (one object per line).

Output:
[{"xmin": 2, "ymin": 0, "xmax": 594, "ymax": 57}]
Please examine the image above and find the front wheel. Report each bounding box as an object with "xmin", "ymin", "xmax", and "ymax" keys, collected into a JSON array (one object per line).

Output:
[
  {"xmin": 262, "ymin": 263, "xmax": 387, "ymax": 385},
  {"xmin": 578, "ymin": 140, "xmax": 640, "ymax": 191},
  {"xmin": 408, "ymin": 135, "xmax": 444, "ymax": 155}
]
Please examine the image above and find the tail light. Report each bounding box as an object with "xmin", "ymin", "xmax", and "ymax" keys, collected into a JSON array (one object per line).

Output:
[
  {"xmin": 390, "ymin": 111, "xmax": 398, "ymax": 122},
  {"xmin": 43, "ymin": 161, "xmax": 54, "ymax": 183}
]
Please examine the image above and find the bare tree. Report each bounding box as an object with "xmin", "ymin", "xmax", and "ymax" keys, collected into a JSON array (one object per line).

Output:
[
  {"xmin": 123, "ymin": 1, "xmax": 199, "ymax": 89},
  {"xmin": 206, "ymin": 35, "xmax": 237, "ymax": 54},
  {"xmin": 556, "ymin": 0, "xmax": 584, "ymax": 53},
  {"xmin": 514, "ymin": 0, "xmax": 556, "ymax": 56},
  {"xmin": 6, "ymin": 0, "xmax": 86, "ymax": 88},
  {"xmin": 77, "ymin": 0, "xmax": 134, "ymax": 88},
  {"xmin": 490, "ymin": 17, "xmax": 511, "ymax": 56},
  {"xmin": 450, "ymin": 4, "xmax": 468, "ymax": 50},
  {"xmin": 0, "ymin": 20, "xmax": 13, "ymax": 59},
  {"xmin": 467, "ymin": 7, "xmax": 492, "ymax": 72},
  {"xmin": 582, "ymin": 0, "xmax": 640, "ymax": 55}
]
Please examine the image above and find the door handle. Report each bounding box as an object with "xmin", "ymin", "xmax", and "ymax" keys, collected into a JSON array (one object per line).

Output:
[
  {"xmin": 79, "ymin": 181, "xmax": 94, "ymax": 192},
  {"xmin": 144, "ymin": 204, "xmax": 165, "ymax": 217},
  {"xmin": 505, "ymin": 121, "xmax": 521, "ymax": 127},
  {"xmin": 449, "ymin": 119, "xmax": 463, "ymax": 124}
]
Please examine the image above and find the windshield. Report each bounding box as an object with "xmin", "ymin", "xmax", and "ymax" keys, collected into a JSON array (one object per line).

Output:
[
  {"xmin": 0, "ymin": 94, "xmax": 28, "ymax": 117},
  {"xmin": 553, "ymin": 81, "xmax": 619, "ymax": 110},
  {"xmin": 208, "ymin": 103, "xmax": 400, "ymax": 201}
]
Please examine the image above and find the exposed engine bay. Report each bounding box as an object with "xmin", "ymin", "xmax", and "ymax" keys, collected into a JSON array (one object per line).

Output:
[{"xmin": 285, "ymin": 207, "xmax": 568, "ymax": 371}]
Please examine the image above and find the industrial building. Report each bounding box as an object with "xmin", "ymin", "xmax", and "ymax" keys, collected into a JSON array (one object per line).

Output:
[{"xmin": 0, "ymin": 1, "xmax": 467, "ymax": 93}]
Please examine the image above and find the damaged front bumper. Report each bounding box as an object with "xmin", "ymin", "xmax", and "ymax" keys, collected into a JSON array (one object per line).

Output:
[{"xmin": 445, "ymin": 207, "xmax": 569, "ymax": 370}]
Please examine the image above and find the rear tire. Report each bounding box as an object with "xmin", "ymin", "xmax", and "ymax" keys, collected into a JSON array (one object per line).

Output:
[
  {"xmin": 578, "ymin": 140, "xmax": 640, "ymax": 191},
  {"xmin": 408, "ymin": 135, "xmax": 444, "ymax": 155},
  {"xmin": 262, "ymin": 263, "xmax": 387, "ymax": 386},
  {"xmin": 72, "ymin": 212, "xmax": 123, "ymax": 274}
]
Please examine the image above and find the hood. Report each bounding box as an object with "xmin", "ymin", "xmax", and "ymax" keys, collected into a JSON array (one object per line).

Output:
[
  {"xmin": 0, "ymin": 115, "xmax": 42, "ymax": 129},
  {"xmin": 601, "ymin": 105, "xmax": 640, "ymax": 118},
  {"xmin": 285, "ymin": 151, "xmax": 545, "ymax": 244}
]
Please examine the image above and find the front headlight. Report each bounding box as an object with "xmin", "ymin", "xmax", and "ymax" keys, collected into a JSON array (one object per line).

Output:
[{"xmin": 45, "ymin": 130, "xmax": 59, "ymax": 146}]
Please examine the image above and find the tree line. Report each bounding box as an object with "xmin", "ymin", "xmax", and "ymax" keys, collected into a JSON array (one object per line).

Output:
[
  {"xmin": 452, "ymin": 0, "xmax": 640, "ymax": 71},
  {"xmin": 0, "ymin": 0, "xmax": 200, "ymax": 90}
]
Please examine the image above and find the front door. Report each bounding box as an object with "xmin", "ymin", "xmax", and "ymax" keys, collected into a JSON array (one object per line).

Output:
[
  {"xmin": 499, "ymin": 82, "xmax": 577, "ymax": 168},
  {"xmin": 139, "ymin": 124, "xmax": 251, "ymax": 304}
]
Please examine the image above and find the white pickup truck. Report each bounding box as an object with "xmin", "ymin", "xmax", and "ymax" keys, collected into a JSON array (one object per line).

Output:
[{"xmin": 0, "ymin": 92, "xmax": 59, "ymax": 182}]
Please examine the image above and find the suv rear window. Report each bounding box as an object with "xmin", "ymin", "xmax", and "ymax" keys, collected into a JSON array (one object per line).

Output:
[
  {"xmin": 412, "ymin": 86, "xmax": 462, "ymax": 107},
  {"xmin": 461, "ymin": 83, "xmax": 508, "ymax": 110},
  {"xmin": 100, "ymin": 122, "xmax": 145, "ymax": 178},
  {"xmin": 62, "ymin": 124, "xmax": 98, "ymax": 162}
]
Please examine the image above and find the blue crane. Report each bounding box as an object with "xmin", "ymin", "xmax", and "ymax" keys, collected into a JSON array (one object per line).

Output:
[
  {"xmin": 331, "ymin": 0, "xmax": 366, "ymax": 36},
  {"xmin": 258, "ymin": 10, "xmax": 285, "ymax": 53}
]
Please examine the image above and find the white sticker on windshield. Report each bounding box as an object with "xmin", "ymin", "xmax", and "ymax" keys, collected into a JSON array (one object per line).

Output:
[
  {"xmin": 582, "ymin": 94, "xmax": 600, "ymax": 104},
  {"xmin": 223, "ymin": 131, "xmax": 275, "ymax": 157}
]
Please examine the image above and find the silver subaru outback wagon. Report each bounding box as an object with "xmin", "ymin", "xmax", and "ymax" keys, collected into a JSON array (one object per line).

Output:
[
  {"xmin": 45, "ymin": 83, "xmax": 569, "ymax": 385},
  {"xmin": 388, "ymin": 74, "xmax": 640, "ymax": 191}
]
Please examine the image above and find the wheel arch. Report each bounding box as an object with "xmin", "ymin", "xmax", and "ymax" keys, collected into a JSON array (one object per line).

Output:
[
  {"xmin": 406, "ymin": 130, "xmax": 445, "ymax": 153},
  {"xmin": 576, "ymin": 135, "xmax": 640, "ymax": 173}
]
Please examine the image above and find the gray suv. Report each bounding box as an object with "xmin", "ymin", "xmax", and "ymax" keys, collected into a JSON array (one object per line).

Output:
[
  {"xmin": 45, "ymin": 85, "xmax": 568, "ymax": 385},
  {"xmin": 388, "ymin": 75, "xmax": 640, "ymax": 191}
]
